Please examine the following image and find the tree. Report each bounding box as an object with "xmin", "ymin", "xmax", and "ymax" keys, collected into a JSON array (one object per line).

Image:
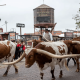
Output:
[{"xmin": 72, "ymin": 6, "xmax": 80, "ymax": 30}]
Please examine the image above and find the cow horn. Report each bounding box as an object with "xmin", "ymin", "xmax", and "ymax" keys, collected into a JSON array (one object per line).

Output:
[
  {"xmin": 72, "ymin": 41, "xmax": 80, "ymax": 44},
  {"xmin": 36, "ymin": 49, "xmax": 80, "ymax": 58},
  {"xmin": 2, "ymin": 52, "xmax": 25, "ymax": 65}
]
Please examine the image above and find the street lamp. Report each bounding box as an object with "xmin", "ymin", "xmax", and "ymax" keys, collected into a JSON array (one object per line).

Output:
[{"xmin": 5, "ymin": 21, "xmax": 8, "ymax": 32}]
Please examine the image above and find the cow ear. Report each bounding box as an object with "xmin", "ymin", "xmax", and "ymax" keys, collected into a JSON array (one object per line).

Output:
[
  {"xmin": 32, "ymin": 39, "xmax": 34, "ymax": 42},
  {"xmin": 34, "ymin": 39, "xmax": 36, "ymax": 42},
  {"xmin": 32, "ymin": 39, "xmax": 36, "ymax": 42}
]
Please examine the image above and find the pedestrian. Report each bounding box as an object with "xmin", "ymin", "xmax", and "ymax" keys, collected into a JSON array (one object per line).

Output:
[
  {"xmin": 42, "ymin": 23, "xmax": 57, "ymax": 42},
  {"xmin": 14, "ymin": 41, "xmax": 20, "ymax": 60},
  {"xmin": 19, "ymin": 40, "xmax": 25, "ymax": 57},
  {"xmin": 43, "ymin": 29, "xmax": 53, "ymax": 41},
  {"xmin": 18, "ymin": 41, "xmax": 21, "ymax": 58}
]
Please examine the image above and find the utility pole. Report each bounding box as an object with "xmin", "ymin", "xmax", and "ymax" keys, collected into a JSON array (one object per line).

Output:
[
  {"xmin": 5, "ymin": 21, "xmax": 8, "ymax": 32},
  {"xmin": 20, "ymin": 27, "xmax": 22, "ymax": 39}
]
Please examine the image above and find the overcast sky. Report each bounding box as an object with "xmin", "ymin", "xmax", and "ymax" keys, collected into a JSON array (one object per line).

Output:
[{"xmin": 0, "ymin": 0, "xmax": 80, "ymax": 35}]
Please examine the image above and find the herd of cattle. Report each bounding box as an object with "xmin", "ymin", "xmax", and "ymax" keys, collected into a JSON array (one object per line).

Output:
[{"xmin": 1, "ymin": 37, "xmax": 80, "ymax": 80}]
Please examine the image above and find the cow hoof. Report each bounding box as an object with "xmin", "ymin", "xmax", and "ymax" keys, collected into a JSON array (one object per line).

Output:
[
  {"xmin": 15, "ymin": 68, "xmax": 18, "ymax": 73},
  {"xmin": 52, "ymin": 78, "xmax": 55, "ymax": 80},
  {"xmin": 3, "ymin": 74, "xmax": 7, "ymax": 77},
  {"xmin": 59, "ymin": 75, "xmax": 62, "ymax": 78},
  {"xmin": 15, "ymin": 71, "xmax": 18, "ymax": 74},
  {"xmin": 76, "ymin": 69, "xmax": 79, "ymax": 72},
  {"xmin": 74, "ymin": 64, "xmax": 76, "ymax": 66}
]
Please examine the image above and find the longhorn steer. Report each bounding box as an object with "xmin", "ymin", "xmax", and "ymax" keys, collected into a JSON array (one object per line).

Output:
[
  {"xmin": 70, "ymin": 37, "xmax": 80, "ymax": 72},
  {"xmin": 33, "ymin": 39, "xmax": 80, "ymax": 72},
  {"xmin": 0, "ymin": 40, "xmax": 18, "ymax": 76},
  {"xmin": 2, "ymin": 40, "xmax": 80, "ymax": 80}
]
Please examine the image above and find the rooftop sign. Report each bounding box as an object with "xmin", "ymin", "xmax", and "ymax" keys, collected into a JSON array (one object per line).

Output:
[{"xmin": 16, "ymin": 23, "xmax": 25, "ymax": 27}]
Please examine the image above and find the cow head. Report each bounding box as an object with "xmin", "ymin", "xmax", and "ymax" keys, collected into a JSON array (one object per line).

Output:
[
  {"xmin": 25, "ymin": 48, "xmax": 36, "ymax": 68},
  {"xmin": 32, "ymin": 39, "xmax": 42, "ymax": 48}
]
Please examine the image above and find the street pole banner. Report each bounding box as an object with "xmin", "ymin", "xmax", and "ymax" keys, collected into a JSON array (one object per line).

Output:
[{"xmin": 9, "ymin": 32, "xmax": 16, "ymax": 41}]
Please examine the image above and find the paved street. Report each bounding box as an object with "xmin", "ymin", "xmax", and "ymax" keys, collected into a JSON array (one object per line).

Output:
[{"xmin": 0, "ymin": 59, "xmax": 80, "ymax": 80}]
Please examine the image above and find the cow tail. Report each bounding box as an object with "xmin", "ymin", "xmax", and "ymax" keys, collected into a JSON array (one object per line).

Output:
[{"xmin": 64, "ymin": 59, "xmax": 69, "ymax": 71}]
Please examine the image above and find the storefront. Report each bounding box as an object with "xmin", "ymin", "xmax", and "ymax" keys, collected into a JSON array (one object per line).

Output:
[
  {"xmin": 0, "ymin": 32, "xmax": 18, "ymax": 41},
  {"xmin": 0, "ymin": 32, "xmax": 8, "ymax": 41}
]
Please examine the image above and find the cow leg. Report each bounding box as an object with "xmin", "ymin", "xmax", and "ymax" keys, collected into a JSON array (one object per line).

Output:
[
  {"xmin": 40, "ymin": 73, "xmax": 44, "ymax": 80},
  {"xmin": 51, "ymin": 65, "xmax": 55, "ymax": 80},
  {"xmin": 59, "ymin": 70, "xmax": 63, "ymax": 78},
  {"xmin": 59, "ymin": 60, "xmax": 64, "ymax": 78},
  {"xmin": 72, "ymin": 58, "xmax": 76, "ymax": 66},
  {"xmin": 3, "ymin": 64, "xmax": 18, "ymax": 76},
  {"xmin": 40, "ymin": 70, "xmax": 44, "ymax": 80},
  {"xmin": 3, "ymin": 56, "xmax": 13, "ymax": 76},
  {"xmin": 51, "ymin": 69, "xmax": 55, "ymax": 80},
  {"xmin": 3, "ymin": 65, "xmax": 11, "ymax": 76},
  {"xmin": 13, "ymin": 64, "xmax": 18, "ymax": 73},
  {"xmin": 3, "ymin": 56, "xmax": 18, "ymax": 76},
  {"xmin": 67, "ymin": 57, "xmax": 71, "ymax": 66},
  {"xmin": 75, "ymin": 57, "xmax": 79, "ymax": 72}
]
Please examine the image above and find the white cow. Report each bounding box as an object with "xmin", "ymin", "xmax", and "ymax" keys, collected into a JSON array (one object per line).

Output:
[{"xmin": 0, "ymin": 40, "xmax": 18, "ymax": 76}]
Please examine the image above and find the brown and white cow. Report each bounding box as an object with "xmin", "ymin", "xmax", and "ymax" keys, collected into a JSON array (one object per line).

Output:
[
  {"xmin": 3, "ymin": 40, "xmax": 80, "ymax": 80},
  {"xmin": 70, "ymin": 37, "xmax": 80, "ymax": 72},
  {"xmin": 33, "ymin": 39, "xmax": 80, "ymax": 72},
  {"xmin": 0, "ymin": 40, "xmax": 18, "ymax": 76}
]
